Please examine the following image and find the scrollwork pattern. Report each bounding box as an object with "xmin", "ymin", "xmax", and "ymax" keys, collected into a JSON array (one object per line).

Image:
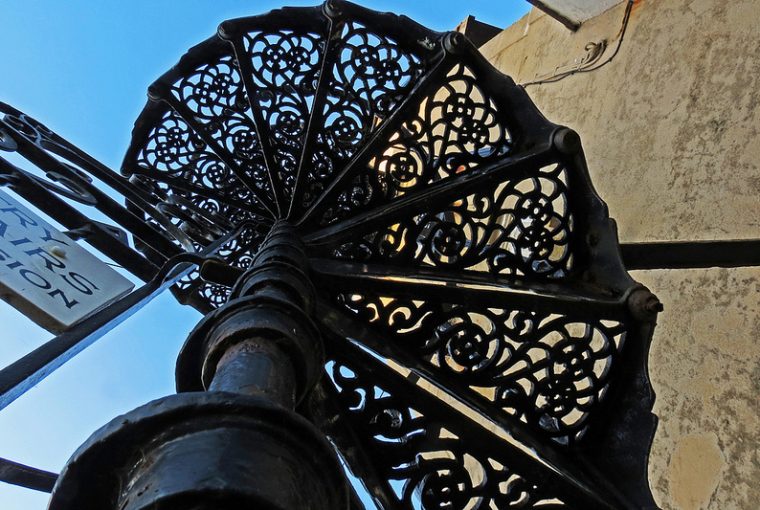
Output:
[
  {"xmin": 376, "ymin": 64, "xmax": 512, "ymax": 193},
  {"xmin": 333, "ymin": 164, "xmax": 574, "ymax": 278},
  {"xmin": 169, "ymin": 54, "xmax": 273, "ymax": 201},
  {"xmin": 134, "ymin": 109, "xmax": 263, "ymax": 211},
  {"xmin": 0, "ymin": 105, "xmax": 235, "ymax": 257},
  {"xmin": 327, "ymin": 361, "xmax": 566, "ymax": 509},
  {"xmin": 243, "ymin": 29, "xmax": 324, "ymax": 200},
  {"xmin": 301, "ymin": 21, "xmax": 428, "ymax": 209},
  {"xmin": 319, "ymin": 63, "xmax": 512, "ymax": 224},
  {"xmin": 335, "ymin": 293, "xmax": 626, "ymax": 445}
]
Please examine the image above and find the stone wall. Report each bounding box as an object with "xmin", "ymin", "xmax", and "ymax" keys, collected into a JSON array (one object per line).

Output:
[{"xmin": 479, "ymin": 1, "xmax": 760, "ymax": 508}]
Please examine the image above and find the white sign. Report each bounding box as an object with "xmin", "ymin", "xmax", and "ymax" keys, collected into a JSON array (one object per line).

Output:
[{"xmin": 0, "ymin": 190, "xmax": 134, "ymax": 333}]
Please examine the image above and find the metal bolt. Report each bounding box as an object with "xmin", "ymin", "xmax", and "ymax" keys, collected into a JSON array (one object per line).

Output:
[
  {"xmin": 147, "ymin": 83, "xmax": 165, "ymax": 101},
  {"xmin": 627, "ymin": 288, "xmax": 663, "ymax": 322},
  {"xmin": 443, "ymin": 31, "xmax": 466, "ymax": 54},
  {"xmin": 323, "ymin": 0, "xmax": 343, "ymax": 18},
  {"xmin": 217, "ymin": 21, "xmax": 233, "ymax": 40},
  {"xmin": 645, "ymin": 295, "xmax": 664, "ymax": 313},
  {"xmin": 553, "ymin": 128, "xmax": 582, "ymax": 155}
]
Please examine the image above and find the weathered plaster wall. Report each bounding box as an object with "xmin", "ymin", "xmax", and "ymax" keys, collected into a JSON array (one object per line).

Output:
[{"xmin": 480, "ymin": 1, "xmax": 760, "ymax": 509}]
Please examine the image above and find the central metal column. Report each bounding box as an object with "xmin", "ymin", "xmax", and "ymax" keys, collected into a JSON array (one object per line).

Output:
[
  {"xmin": 178, "ymin": 221, "xmax": 324, "ymax": 404},
  {"xmin": 49, "ymin": 222, "xmax": 348, "ymax": 510}
]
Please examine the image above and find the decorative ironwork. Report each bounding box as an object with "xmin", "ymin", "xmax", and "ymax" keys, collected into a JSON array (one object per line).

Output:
[
  {"xmin": 334, "ymin": 292, "xmax": 627, "ymax": 446},
  {"xmin": 328, "ymin": 360, "xmax": 569, "ymax": 508},
  {"xmin": 324, "ymin": 161, "xmax": 573, "ymax": 277},
  {"xmin": 4, "ymin": 1, "xmax": 727, "ymax": 508},
  {"xmin": 115, "ymin": 1, "xmax": 661, "ymax": 502}
]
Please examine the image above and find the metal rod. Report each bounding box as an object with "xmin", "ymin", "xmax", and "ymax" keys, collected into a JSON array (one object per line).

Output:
[
  {"xmin": 122, "ymin": 166, "xmax": 257, "ymax": 215},
  {"xmin": 621, "ymin": 239, "xmax": 760, "ymax": 269},
  {"xmin": 229, "ymin": 39, "xmax": 289, "ymax": 217},
  {"xmin": 113, "ymin": 220, "xmax": 348, "ymax": 509},
  {"xmin": 288, "ymin": 13, "xmax": 344, "ymax": 219},
  {"xmin": 303, "ymin": 145, "xmax": 555, "ymax": 248},
  {"xmin": 310, "ymin": 258, "xmax": 630, "ymax": 320},
  {"xmin": 152, "ymin": 87, "xmax": 278, "ymax": 218},
  {"xmin": 0, "ymin": 257, "xmax": 193, "ymax": 411},
  {"xmin": 0, "ymin": 157, "xmax": 160, "ymax": 281},
  {"xmin": 0, "ymin": 457, "xmax": 57, "ymax": 493},
  {"xmin": 0, "ymin": 224, "xmax": 245, "ymax": 411},
  {"xmin": 0, "ymin": 117, "xmax": 184, "ymax": 258},
  {"xmin": 297, "ymin": 47, "xmax": 450, "ymax": 226}
]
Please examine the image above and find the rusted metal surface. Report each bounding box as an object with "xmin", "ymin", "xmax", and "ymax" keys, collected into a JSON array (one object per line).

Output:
[{"xmin": 50, "ymin": 222, "xmax": 349, "ymax": 509}]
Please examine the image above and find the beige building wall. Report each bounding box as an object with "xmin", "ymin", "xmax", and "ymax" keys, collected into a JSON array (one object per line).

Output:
[{"xmin": 479, "ymin": 1, "xmax": 760, "ymax": 509}]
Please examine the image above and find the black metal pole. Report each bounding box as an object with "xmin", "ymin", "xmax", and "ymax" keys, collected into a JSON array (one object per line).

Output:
[
  {"xmin": 0, "ymin": 457, "xmax": 57, "ymax": 493},
  {"xmin": 48, "ymin": 221, "xmax": 349, "ymax": 510},
  {"xmin": 621, "ymin": 239, "xmax": 760, "ymax": 269}
]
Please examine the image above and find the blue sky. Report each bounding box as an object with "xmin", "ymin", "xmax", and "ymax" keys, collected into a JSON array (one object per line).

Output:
[{"xmin": 0, "ymin": 1, "xmax": 530, "ymax": 507}]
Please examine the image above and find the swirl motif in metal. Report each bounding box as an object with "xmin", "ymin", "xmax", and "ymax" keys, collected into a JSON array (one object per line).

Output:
[
  {"xmin": 336, "ymin": 293, "xmax": 626, "ymax": 446},
  {"xmin": 328, "ymin": 360, "xmax": 567, "ymax": 508},
  {"xmin": 116, "ymin": 1, "xmax": 658, "ymax": 507}
]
